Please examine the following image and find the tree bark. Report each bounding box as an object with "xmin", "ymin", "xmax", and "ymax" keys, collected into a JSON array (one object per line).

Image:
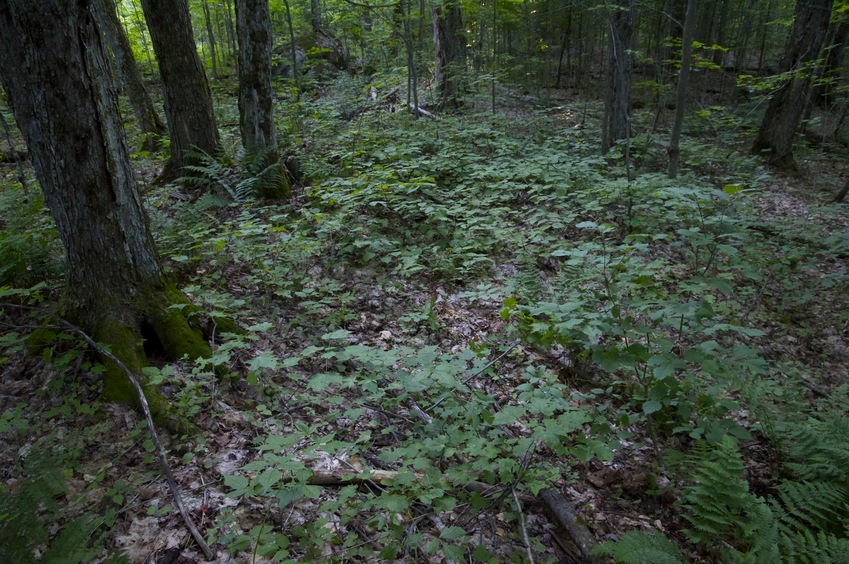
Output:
[
  {"xmin": 601, "ymin": 1, "xmax": 635, "ymax": 154},
  {"xmin": 236, "ymin": 0, "xmax": 277, "ymax": 155},
  {"xmin": 92, "ymin": 0, "xmax": 166, "ymax": 151},
  {"xmin": 140, "ymin": 0, "xmax": 220, "ymax": 181},
  {"xmin": 0, "ymin": 0, "xmax": 214, "ymax": 427},
  {"xmin": 667, "ymin": 0, "xmax": 698, "ymax": 178},
  {"xmin": 811, "ymin": 20, "xmax": 849, "ymax": 108},
  {"xmin": 236, "ymin": 0, "xmax": 290, "ymax": 199},
  {"xmin": 202, "ymin": 0, "xmax": 219, "ymax": 79},
  {"xmin": 751, "ymin": 0, "xmax": 834, "ymax": 170},
  {"xmin": 432, "ymin": 1, "xmax": 467, "ymax": 108}
]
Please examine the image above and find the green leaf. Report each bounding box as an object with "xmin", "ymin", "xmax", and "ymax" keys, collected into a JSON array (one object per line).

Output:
[
  {"xmin": 248, "ymin": 351, "xmax": 279, "ymax": 372},
  {"xmin": 376, "ymin": 493, "xmax": 410, "ymax": 512},
  {"xmin": 224, "ymin": 474, "xmax": 250, "ymax": 494},
  {"xmin": 308, "ymin": 372, "xmax": 343, "ymax": 391},
  {"xmin": 722, "ymin": 184, "xmax": 744, "ymax": 196},
  {"xmin": 254, "ymin": 468, "xmax": 283, "ymax": 492},
  {"xmin": 643, "ymin": 399, "xmax": 663, "ymax": 414},
  {"xmin": 321, "ymin": 329, "xmax": 352, "ymax": 340},
  {"xmin": 491, "ymin": 405, "xmax": 526, "ymax": 425},
  {"xmin": 439, "ymin": 526, "xmax": 467, "ymax": 540}
]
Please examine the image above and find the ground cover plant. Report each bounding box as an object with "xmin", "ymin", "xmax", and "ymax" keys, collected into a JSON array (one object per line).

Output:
[{"xmin": 2, "ymin": 6, "xmax": 849, "ymax": 560}]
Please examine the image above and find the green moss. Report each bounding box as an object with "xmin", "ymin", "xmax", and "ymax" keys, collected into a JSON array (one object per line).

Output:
[
  {"xmin": 92, "ymin": 318, "xmax": 173, "ymax": 430},
  {"xmin": 152, "ymin": 283, "xmax": 212, "ymax": 361},
  {"xmin": 24, "ymin": 327, "xmax": 58, "ymax": 356}
]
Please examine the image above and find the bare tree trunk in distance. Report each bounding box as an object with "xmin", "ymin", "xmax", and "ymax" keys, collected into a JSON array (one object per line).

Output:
[
  {"xmin": 0, "ymin": 0, "xmax": 215, "ymax": 427},
  {"xmin": 236, "ymin": 0, "xmax": 290, "ymax": 199},
  {"xmin": 751, "ymin": 0, "xmax": 834, "ymax": 170},
  {"xmin": 202, "ymin": 0, "xmax": 219, "ymax": 79},
  {"xmin": 601, "ymin": 1, "xmax": 635, "ymax": 154},
  {"xmin": 432, "ymin": 1, "xmax": 467, "ymax": 108},
  {"xmin": 668, "ymin": 0, "xmax": 698, "ymax": 178},
  {"xmin": 93, "ymin": 0, "xmax": 166, "ymax": 151},
  {"xmin": 140, "ymin": 0, "xmax": 220, "ymax": 181}
]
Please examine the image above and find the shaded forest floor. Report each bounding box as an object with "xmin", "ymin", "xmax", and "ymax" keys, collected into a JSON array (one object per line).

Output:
[{"xmin": 2, "ymin": 77, "xmax": 849, "ymax": 562}]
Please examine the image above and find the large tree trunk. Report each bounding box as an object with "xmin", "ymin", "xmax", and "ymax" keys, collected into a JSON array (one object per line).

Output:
[
  {"xmin": 140, "ymin": 0, "xmax": 220, "ymax": 181},
  {"xmin": 92, "ymin": 0, "xmax": 166, "ymax": 151},
  {"xmin": 236, "ymin": 0, "xmax": 277, "ymax": 156},
  {"xmin": 0, "ymin": 0, "xmax": 214, "ymax": 428},
  {"xmin": 751, "ymin": 0, "xmax": 834, "ymax": 170},
  {"xmin": 235, "ymin": 0, "xmax": 290, "ymax": 199},
  {"xmin": 432, "ymin": 1, "xmax": 467, "ymax": 108},
  {"xmin": 601, "ymin": 1, "xmax": 635, "ymax": 154}
]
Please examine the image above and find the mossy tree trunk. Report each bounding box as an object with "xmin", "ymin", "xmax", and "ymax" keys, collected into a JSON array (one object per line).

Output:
[
  {"xmin": 0, "ymin": 0, "xmax": 214, "ymax": 428},
  {"xmin": 140, "ymin": 0, "xmax": 221, "ymax": 182}
]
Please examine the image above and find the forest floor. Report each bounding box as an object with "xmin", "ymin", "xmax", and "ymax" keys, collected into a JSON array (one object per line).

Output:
[{"xmin": 2, "ymin": 79, "xmax": 849, "ymax": 563}]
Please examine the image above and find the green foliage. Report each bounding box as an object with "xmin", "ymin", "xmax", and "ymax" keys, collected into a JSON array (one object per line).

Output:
[
  {"xmin": 0, "ymin": 191, "xmax": 64, "ymax": 286},
  {"xmin": 681, "ymin": 436, "xmax": 757, "ymax": 544},
  {"xmin": 611, "ymin": 425, "xmax": 849, "ymax": 561},
  {"xmin": 177, "ymin": 148, "xmax": 289, "ymax": 201},
  {"xmin": 592, "ymin": 530, "xmax": 685, "ymax": 563},
  {"xmin": 0, "ymin": 443, "xmax": 119, "ymax": 564}
]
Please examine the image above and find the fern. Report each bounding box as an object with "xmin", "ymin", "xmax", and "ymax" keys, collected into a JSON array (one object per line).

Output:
[
  {"xmin": 773, "ymin": 480, "xmax": 849, "ymax": 535},
  {"xmin": 776, "ymin": 529, "xmax": 849, "ymax": 564},
  {"xmin": 681, "ymin": 436, "xmax": 757, "ymax": 545},
  {"xmin": 0, "ymin": 450, "xmax": 67, "ymax": 562},
  {"xmin": 592, "ymin": 530, "xmax": 685, "ymax": 563},
  {"xmin": 177, "ymin": 148, "xmax": 290, "ymax": 201},
  {"xmin": 784, "ymin": 416, "xmax": 849, "ymax": 484},
  {"xmin": 679, "ymin": 424, "xmax": 849, "ymax": 562}
]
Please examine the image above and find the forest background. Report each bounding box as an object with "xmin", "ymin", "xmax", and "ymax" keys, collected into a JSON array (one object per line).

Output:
[{"xmin": 1, "ymin": 0, "xmax": 849, "ymax": 562}]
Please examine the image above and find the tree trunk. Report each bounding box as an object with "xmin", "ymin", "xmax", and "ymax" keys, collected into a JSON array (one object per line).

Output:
[
  {"xmin": 93, "ymin": 0, "xmax": 166, "ymax": 151},
  {"xmin": 202, "ymin": 0, "xmax": 219, "ymax": 79},
  {"xmin": 140, "ymin": 0, "xmax": 220, "ymax": 181},
  {"xmin": 236, "ymin": 0, "xmax": 290, "ymax": 199},
  {"xmin": 601, "ymin": 1, "xmax": 635, "ymax": 154},
  {"xmin": 432, "ymin": 1, "xmax": 466, "ymax": 108},
  {"xmin": 811, "ymin": 20, "xmax": 849, "ymax": 108},
  {"xmin": 751, "ymin": 0, "xmax": 834, "ymax": 170},
  {"xmin": 223, "ymin": 0, "xmax": 239, "ymax": 65},
  {"xmin": 0, "ymin": 0, "xmax": 218, "ymax": 427},
  {"xmin": 668, "ymin": 0, "xmax": 698, "ymax": 178}
]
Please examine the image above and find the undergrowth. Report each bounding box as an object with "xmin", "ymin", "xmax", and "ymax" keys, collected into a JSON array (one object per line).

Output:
[{"xmin": 2, "ymin": 84, "xmax": 849, "ymax": 561}]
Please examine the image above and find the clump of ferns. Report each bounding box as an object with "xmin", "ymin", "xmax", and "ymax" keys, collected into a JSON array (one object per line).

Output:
[
  {"xmin": 178, "ymin": 147, "xmax": 290, "ymax": 201},
  {"xmin": 594, "ymin": 418, "xmax": 849, "ymax": 563}
]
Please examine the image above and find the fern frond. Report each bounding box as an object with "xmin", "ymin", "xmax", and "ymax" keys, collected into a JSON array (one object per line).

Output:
[
  {"xmin": 773, "ymin": 480, "xmax": 849, "ymax": 536},
  {"xmin": 592, "ymin": 530, "xmax": 684, "ymax": 564},
  {"xmin": 785, "ymin": 416, "xmax": 849, "ymax": 483},
  {"xmin": 681, "ymin": 436, "xmax": 757, "ymax": 544},
  {"xmin": 778, "ymin": 528, "xmax": 849, "ymax": 564}
]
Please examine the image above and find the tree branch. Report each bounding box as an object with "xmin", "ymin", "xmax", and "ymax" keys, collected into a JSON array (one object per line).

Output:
[{"xmin": 1, "ymin": 303, "xmax": 215, "ymax": 560}]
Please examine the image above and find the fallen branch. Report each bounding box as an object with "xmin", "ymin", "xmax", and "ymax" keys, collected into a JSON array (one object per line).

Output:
[
  {"xmin": 409, "ymin": 103, "xmax": 439, "ymax": 120},
  {"xmin": 540, "ymin": 488, "xmax": 597, "ymax": 562},
  {"xmin": 1, "ymin": 304, "xmax": 215, "ymax": 561},
  {"xmin": 294, "ymin": 468, "xmax": 536, "ymax": 504}
]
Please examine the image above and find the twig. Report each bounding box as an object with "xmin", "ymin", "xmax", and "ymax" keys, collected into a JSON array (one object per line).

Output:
[
  {"xmin": 0, "ymin": 303, "xmax": 215, "ymax": 560},
  {"xmin": 513, "ymin": 487, "xmax": 536, "ymax": 564},
  {"xmin": 427, "ymin": 341, "xmax": 521, "ymax": 412}
]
